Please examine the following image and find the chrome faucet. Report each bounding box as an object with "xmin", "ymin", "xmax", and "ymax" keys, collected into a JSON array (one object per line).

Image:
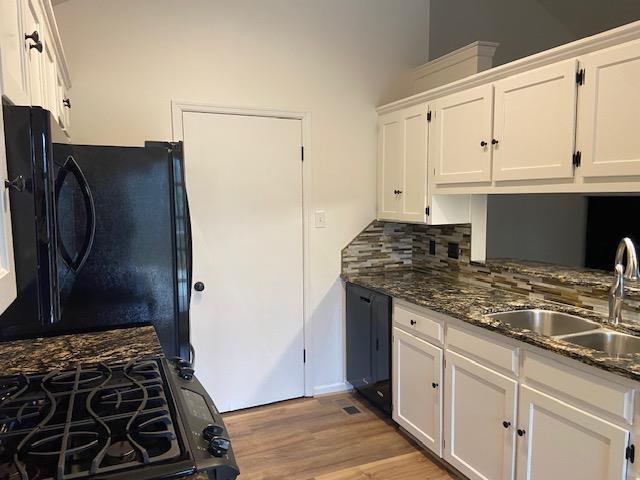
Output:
[{"xmin": 609, "ymin": 238, "xmax": 640, "ymax": 325}]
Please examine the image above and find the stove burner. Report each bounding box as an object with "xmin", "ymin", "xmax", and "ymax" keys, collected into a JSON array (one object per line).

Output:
[
  {"xmin": 105, "ymin": 440, "xmax": 136, "ymax": 463},
  {"xmin": 0, "ymin": 375, "xmax": 27, "ymax": 403},
  {"xmin": 0, "ymin": 359, "xmax": 185, "ymax": 479}
]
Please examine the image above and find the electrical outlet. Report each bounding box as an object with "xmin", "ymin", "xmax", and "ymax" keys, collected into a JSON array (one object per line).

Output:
[
  {"xmin": 429, "ymin": 240, "xmax": 436, "ymax": 255},
  {"xmin": 447, "ymin": 242, "xmax": 459, "ymax": 259},
  {"xmin": 315, "ymin": 210, "xmax": 327, "ymax": 228}
]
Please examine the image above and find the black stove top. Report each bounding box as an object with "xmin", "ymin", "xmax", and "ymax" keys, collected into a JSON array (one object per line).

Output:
[{"xmin": 0, "ymin": 358, "xmax": 197, "ymax": 479}]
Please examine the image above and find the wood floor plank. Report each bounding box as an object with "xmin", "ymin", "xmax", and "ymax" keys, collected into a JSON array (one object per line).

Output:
[{"xmin": 222, "ymin": 393, "xmax": 454, "ymax": 480}]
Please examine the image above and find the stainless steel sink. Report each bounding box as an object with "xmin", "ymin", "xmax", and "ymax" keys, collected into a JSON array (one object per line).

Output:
[
  {"xmin": 561, "ymin": 330, "xmax": 640, "ymax": 355},
  {"xmin": 487, "ymin": 309, "xmax": 601, "ymax": 336}
]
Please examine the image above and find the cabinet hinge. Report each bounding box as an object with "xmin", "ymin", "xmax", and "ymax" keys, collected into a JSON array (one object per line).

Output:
[
  {"xmin": 627, "ymin": 444, "xmax": 635, "ymax": 463},
  {"xmin": 572, "ymin": 151, "xmax": 582, "ymax": 167},
  {"xmin": 425, "ymin": 206, "xmax": 430, "ymax": 216},
  {"xmin": 576, "ymin": 68, "xmax": 585, "ymax": 86},
  {"xmin": 301, "ymin": 146, "xmax": 304, "ymax": 162},
  {"xmin": 303, "ymin": 349, "xmax": 306, "ymax": 363},
  {"xmin": 426, "ymin": 111, "xmax": 432, "ymax": 122}
]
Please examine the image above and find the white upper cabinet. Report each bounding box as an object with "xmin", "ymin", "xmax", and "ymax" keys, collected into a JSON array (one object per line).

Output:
[
  {"xmin": 430, "ymin": 84, "xmax": 493, "ymax": 185},
  {"xmin": 0, "ymin": 0, "xmax": 70, "ymax": 133},
  {"xmin": 493, "ymin": 60, "xmax": 578, "ymax": 181},
  {"xmin": 444, "ymin": 350, "xmax": 517, "ymax": 480},
  {"xmin": 577, "ymin": 39, "xmax": 640, "ymax": 178},
  {"xmin": 0, "ymin": 0, "xmax": 30, "ymax": 105},
  {"xmin": 392, "ymin": 327, "xmax": 442, "ymax": 455},
  {"xmin": 516, "ymin": 385, "xmax": 629, "ymax": 480},
  {"xmin": 0, "ymin": 86, "xmax": 18, "ymax": 314},
  {"xmin": 22, "ymin": 0, "xmax": 45, "ymax": 106},
  {"xmin": 377, "ymin": 104, "xmax": 428, "ymax": 223}
]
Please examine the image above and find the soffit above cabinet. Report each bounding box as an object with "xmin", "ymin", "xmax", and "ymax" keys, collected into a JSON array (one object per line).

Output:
[{"xmin": 377, "ymin": 20, "xmax": 640, "ymax": 115}]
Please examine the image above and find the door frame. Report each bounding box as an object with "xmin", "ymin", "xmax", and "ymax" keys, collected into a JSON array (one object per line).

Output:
[{"xmin": 171, "ymin": 101, "xmax": 313, "ymax": 397}]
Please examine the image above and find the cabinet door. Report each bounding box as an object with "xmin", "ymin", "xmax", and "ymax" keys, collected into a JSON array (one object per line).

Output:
[
  {"xmin": 517, "ymin": 385, "xmax": 629, "ymax": 480},
  {"xmin": 444, "ymin": 350, "xmax": 517, "ymax": 480},
  {"xmin": 22, "ymin": 0, "xmax": 44, "ymax": 106},
  {"xmin": 0, "ymin": 0, "xmax": 30, "ymax": 105},
  {"xmin": 346, "ymin": 284, "xmax": 373, "ymax": 389},
  {"xmin": 493, "ymin": 60, "xmax": 577, "ymax": 181},
  {"xmin": 41, "ymin": 37, "xmax": 58, "ymax": 118},
  {"xmin": 378, "ymin": 111, "xmax": 403, "ymax": 219},
  {"xmin": 377, "ymin": 104, "xmax": 428, "ymax": 223},
  {"xmin": 0, "ymin": 86, "xmax": 18, "ymax": 314},
  {"xmin": 430, "ymin": 84, "xmax": 493, "ymax": 184},
  {"xmin": 392, "ymin": 327, "xmax": 442, "ymax": 455},
  {"xmin": 577, "ymin": 40, "xmax": 640, "ymax": 178}
]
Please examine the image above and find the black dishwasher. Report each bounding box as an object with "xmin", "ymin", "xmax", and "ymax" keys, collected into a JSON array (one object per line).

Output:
[{"xmin": 346, "ymin": 282, "xmax": 391, "ymax": 415}]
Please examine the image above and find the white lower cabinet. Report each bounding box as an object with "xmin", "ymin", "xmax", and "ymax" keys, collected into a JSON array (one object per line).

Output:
[
  {"xmin": 392, "ymin": 327, "xmax": 442, "ymax": 455},
  {"xmin": 516, "ymin": 385, "xmax": 630, "ymax": 480},
  {"xmin": 390, "ymin": 303, "xmax": 636, "ymax": 480},
  {"xmin": 444, "ymin": 350, "xmax": 517, "ymax": 480}
]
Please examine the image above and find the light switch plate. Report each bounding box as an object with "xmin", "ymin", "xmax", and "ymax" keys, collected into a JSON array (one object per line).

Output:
[{"xmin": 315, "ymin": 210, "xmax": 327, "ymax": 228}]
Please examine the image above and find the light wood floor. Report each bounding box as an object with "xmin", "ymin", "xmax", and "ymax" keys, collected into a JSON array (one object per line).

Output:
[{"xmin": 222, "ymin": 393, "xmax": 455, "ymax": 480}]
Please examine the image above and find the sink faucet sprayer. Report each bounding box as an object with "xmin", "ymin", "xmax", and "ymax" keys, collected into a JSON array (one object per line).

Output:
[{"xmin": 609, "ymin": 237, "xmax": 639, "ymax": 325}]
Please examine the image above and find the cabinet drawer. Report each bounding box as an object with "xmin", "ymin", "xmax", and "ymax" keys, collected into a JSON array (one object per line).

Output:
[
  {"xmin": 447, "ymin": 325, "xmax": 518, "ymax": 375},
  {"xmin": 393, "ymin": 303, "xmax": 443, "ymax": 345},
  {"xmin": 522, "ymin": 351, "xmax": 634, "ymax": 424}
]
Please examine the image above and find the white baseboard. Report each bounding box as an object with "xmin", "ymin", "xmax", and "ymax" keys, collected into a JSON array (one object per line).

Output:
[{"xmin": 312, "ymin": 381, "xmax": 352, "ymax": 397}]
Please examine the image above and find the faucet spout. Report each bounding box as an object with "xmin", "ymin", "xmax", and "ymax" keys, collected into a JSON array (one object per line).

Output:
[
  {"xmin": 609, "ymin": 237, "xmax": 639, "ymax": 325},
  {"xmin": 614, "ymin": 237, "xmax": 639, "ymax": 280}
]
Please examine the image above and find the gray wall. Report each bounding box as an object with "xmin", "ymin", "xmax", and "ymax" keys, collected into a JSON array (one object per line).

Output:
[
  {"xmin": 486, "ymin": 195, "xmax": 588, "ymax": 267},
  {"xmin": 429, "ymin": 0, "xmax": 640, "ymax": 66}
]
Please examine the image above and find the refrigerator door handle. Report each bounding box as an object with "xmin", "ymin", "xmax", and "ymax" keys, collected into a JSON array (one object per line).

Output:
[{"xmin": 55, "ymin": 155, "xmax": 96, "ymax": 273}]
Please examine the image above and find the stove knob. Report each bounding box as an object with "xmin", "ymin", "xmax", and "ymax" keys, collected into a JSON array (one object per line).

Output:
[
  {"xmin": 202, "ymin": 424, "xmax": 224, "ymax": 441},
  {"xmin": 208, "ymin": 437, "xmax": 230, "ymax": 457}
]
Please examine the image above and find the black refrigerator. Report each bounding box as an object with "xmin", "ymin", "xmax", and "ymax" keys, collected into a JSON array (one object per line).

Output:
[{"xmin": 0, "ymin": 105, "xmax": 192, "ymax": 359}]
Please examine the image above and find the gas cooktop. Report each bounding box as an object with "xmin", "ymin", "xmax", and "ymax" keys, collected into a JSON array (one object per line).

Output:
[{"xmin": 0, "ymin": 357, "xmax": 238, "ymax": 480}]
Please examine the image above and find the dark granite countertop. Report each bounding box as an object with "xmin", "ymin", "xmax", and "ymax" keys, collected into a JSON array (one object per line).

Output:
[
  {"xmin": 484, "ymin": 259, "xmax": 640, "ymax": 300},
  {"xmin": 0, "ymin": 325, "xmax": 163, "ymax": 376},
  {"xmin": 343, "ymin": 270, "xmax": 640, "ymax": 382}
]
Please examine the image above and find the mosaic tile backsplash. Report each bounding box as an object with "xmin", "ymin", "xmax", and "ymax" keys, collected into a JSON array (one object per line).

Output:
[{"xmin": 341, "ymin": 220, "xmax": 640, "ymax": 323}]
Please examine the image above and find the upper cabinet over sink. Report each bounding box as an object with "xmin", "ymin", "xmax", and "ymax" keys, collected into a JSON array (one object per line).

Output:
[
  {"xmin": 0, "ymin": 0, "xmax": 71, "ymax": 136},
  {"xmin": 376, "ymin": 21, "xmax": 640, "ymax": 201}
]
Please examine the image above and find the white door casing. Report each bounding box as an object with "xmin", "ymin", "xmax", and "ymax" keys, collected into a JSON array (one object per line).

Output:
[
  {"xmin": 175, "ymin": 105, "xmax": 307, "ymax": 412},
  {"xmin": 577, "ymin": 39, "xmax": 640, "ymax": 178},
  {"xmin": 392, "ymin": 327, "xmax": 442, "ymax": 455},
  {"xmin": 444, "ymin": 350, "xmax": 517, "ymax": 480},
  {"xmin": 493, "ymin": 59, "xmax": 578, "ymax": 181}
]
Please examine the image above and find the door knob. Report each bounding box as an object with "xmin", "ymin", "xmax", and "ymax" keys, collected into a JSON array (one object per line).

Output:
[
  {"xmin": 480, "ymin": 141, "xmax": 487, "ymax": 147},
  {"xmin": 492, "ymin": 139, "xmax": 499, "ymax": 145},
  {"xmin": 194, "ymin": 281, "xmax": 205, "ymax": 292},
  {"xmin": 517, "ymin": 429, "xmax": 526, "ymax": 437},
  {"xmin": 4, "ymin": 175, "xmax": 25, "ymax": 192},
  {"xmin": 432, "ymin": 382, "xmax": 439, "ymax": 388},
  {"xmin": 503, "ymin": 421, "xmax": 511, "ymax": 429}
]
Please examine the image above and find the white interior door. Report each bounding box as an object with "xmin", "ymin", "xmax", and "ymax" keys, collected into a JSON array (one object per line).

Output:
[{"xmin": 182, "ymin": 111, "xmax": 305, "ymax": 412}]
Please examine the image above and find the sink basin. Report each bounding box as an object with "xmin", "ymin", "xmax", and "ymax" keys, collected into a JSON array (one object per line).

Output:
[
  {"xmin": 562, "ymin": 330, "xmax": 640, "ymax": 355},
  {"xmin": 487, "ymin": 309, "xmax": 601, "ymax": 336}
]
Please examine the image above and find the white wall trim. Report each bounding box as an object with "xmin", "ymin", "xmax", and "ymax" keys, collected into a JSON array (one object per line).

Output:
[
  {"xmin": 313, "ymin": 381, "xmax": 353, "ymax": 397},
  {"xmin": 171, "ymin": 100, "xmax": 315, "ymax": 398},
  {"xmin": 379, "ymin": 19, "xmax": 640, "ymax": 114}
]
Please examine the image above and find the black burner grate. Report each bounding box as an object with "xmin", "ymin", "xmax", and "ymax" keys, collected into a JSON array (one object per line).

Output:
[{"xmin": 0, "ymin": 358, "xmax": 187, "ymax": 479}]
